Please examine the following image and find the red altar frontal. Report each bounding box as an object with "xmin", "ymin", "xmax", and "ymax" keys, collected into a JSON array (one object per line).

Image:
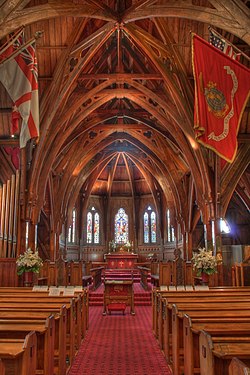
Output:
[{"xmin": 105, "ymin": 251, "xmax": 138, "ymax": 269}]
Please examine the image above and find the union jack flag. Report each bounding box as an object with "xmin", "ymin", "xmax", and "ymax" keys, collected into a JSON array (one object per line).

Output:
[
  {"xmin": 17, "ymin": 41, "xmax": 38, "ymax": 90},
  {"xmin": 0, "ymin": 29, "xmax": 24, "ymax": 63}
]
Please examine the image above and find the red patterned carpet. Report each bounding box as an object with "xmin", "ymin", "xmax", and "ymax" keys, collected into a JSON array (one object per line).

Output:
[{"xmin": 68, "ymin": 306, "xmax": 172, "ymax": 375}]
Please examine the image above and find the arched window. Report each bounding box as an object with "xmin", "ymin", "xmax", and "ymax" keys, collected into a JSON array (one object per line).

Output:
[
  {"xmin": 86, "ymin": 207, "xmax": 100, "ymax": 244},
  {"xmin": 167, "ymin": 209, "xmax": 175, "ymax": 242},
  {"xmin": 143, "ymin": 206, "xmax": 157, "ymax": 243},
  {"xmin": 115, "ymin": 208, "xmax": 128, "ymax": 244},
  {"xmin": 68, "ymin": 208, "xmax": 76, "ymax": 243}
]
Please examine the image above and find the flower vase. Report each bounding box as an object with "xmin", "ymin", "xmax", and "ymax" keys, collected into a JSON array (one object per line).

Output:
[
  {"xmin": 23, "ymin": 271, "xmax": 34, "ymax": 287},
  {"xmin": 201, "ymin": 272, "xmax": 209, "ymax": 285}
]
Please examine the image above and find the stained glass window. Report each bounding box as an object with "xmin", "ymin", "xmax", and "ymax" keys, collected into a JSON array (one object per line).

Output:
[
  {"xmin": 86, "ymin": 212, "xmax": 92, "ymax": 243},
  {"xmin": 68, "ymin": 208, "xmax": 76, "ymax": 243},
  {"xmin": 115, "ymin": 208, "xmax": 128, "ymax": 244},
  {"xmin": 143, "ymin": 206, "xmax": 157, "ymax": 243},
  {"xmin": 86, "ymin": 207, "xmax": 100, "ymax": 244},
  {"xmin": 167, "ymin": 209, "xmax": 175, "ymax": 242},
  {"xmin": 94, "ymin": 212, "xmax": 100, "ymax": 244},
  {"xmin": 167, "ymin": 209, "xmax": 171, "ymax": 242},
  {"xmin": 72, "ymin": 209, "xmax": 76, "ymax": 243},
  {"xmin": 151, "ymin": 211, "xmax": 156, "ymax": 243},
  {"xmin": 144, "ymin": 212, "xmax": 149, "ymax": 243}
]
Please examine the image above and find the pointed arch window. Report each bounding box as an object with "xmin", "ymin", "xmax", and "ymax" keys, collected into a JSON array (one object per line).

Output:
[
  {"xmin": 86, "ymin": 207, "xmax": 100, "ymax": 244},
  {"xmin": 167, "ymin": 209, "xmax": 175, "ymax": 242},
  {"xmin": 144, "ymin": 206, "xmax": 157, "ymax": 243},
  {"xmin": 115, "ymin": 208, "xmax": 128, "ymax": 244},
  {"xmin": 68, "ymin": 208, "xmax": 76, "ymax": 243}
]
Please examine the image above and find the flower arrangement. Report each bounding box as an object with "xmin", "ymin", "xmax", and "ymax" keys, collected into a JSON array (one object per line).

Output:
[
  {"xmin": 123, "ymin": 241, "xmax": 132, "ymax": 251},
  {"xmin": 191, "ymin": 247, "xmax": 218, "ymax": 276},
  {"xmin": 16, "ymin": 248, "xmax": 43, "ymax": 275},
  {"xmin": 108, "ymin": 240, "xmax": 116, "ymax": 252}
]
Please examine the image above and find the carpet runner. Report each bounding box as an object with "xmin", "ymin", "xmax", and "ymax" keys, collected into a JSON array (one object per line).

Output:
[
  {"xmin": 89, "ymin": 283, "xmax": 152, "ymax": 306},
  {"xmin": 68, "ymin": 306, "xmax": 172, "ymax": 375}
]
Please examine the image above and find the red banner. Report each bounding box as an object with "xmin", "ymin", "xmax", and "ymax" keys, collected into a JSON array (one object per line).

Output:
[{"xmin": 192, "ymin": 34, "xmax": 250, "ymax": 162}]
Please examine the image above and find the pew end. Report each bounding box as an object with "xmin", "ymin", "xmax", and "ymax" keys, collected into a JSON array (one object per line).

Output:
[
  {"xmin": 199, "ymin": 330, "xmax": 215, "ymax": 375},
  {"xmin": 229, "ymin": 357, "xmax": 250, "ymax": 375}
]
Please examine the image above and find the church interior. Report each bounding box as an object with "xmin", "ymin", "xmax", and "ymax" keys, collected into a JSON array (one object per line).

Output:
[{"xmin": 0, "ymin": 1, "xmax": 250, "ymax": 374}]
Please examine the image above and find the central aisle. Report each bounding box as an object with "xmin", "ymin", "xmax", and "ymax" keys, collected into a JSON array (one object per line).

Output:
[{"xmin": 69, "ymin": 305, "xmax": 172, "ymax": 375}]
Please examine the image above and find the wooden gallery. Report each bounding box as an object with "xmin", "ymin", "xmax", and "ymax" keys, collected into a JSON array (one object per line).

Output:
[{"xmin": 0, "ymin": 1, "xmax": 249, "ymax": 374}]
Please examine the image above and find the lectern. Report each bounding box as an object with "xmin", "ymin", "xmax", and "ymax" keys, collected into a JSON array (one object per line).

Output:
[{"xmin": 103, "ymin": 280, "xmax": 135, "ymax": 315}]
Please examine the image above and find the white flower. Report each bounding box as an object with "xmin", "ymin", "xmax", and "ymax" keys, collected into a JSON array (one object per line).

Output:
[
  {"xmin": 16, "ymin": 248, "xmax": 43, "ymax": 275},
  {"xmin": 191, "ymin": 247, "xmax": 218, "ymax": 276}
]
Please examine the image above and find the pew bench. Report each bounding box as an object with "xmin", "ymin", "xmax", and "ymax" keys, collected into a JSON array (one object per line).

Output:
[
  {"xmin": 160, "ymin": 296, "xmax": 250, "ymax": 343},
  {"xmin": 152, "ymin": 287, "xmax": 250, "ymax": 338},
  {"xmin": 171, "ymin": 302, "xmax": 250, "ymax": 375},
  {"xmin": 159, "ymin": 296, "xmax": 250, "ymax": 359},
  {"xmin": 199, "ymin": 330, "xmax": 250, "ymax": 375},
  {"xmin": 183, "ymin": 313, "xmax": 250, "ymax": 375},
  {"xmin": 0, "ymin": 302, "xmax": 70, "ymax": 374},
  {"xmin": 0, "ymin": 316, "xmax": 54, "ymax": 375},
  {"xmin": 229, "ymin": 357, "xmax": 250, "ymax": 375},
  {"xmin": 0, "ymin": 332, "xmax": 37, "ymax": 375}
]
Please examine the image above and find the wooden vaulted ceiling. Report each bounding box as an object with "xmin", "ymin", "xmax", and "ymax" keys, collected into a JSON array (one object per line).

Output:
[{"xmin": 0, "ymin": 0, "xmax": 249, "ymax": 231}]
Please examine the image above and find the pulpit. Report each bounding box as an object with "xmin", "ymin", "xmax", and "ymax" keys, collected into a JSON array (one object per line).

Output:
[
  {"xmin": 103, "ymin": 280, "xmax": 135, "ymax": 315},
  {"xmin": 105, "ymin": 250, "xmax": 138, "ymax": 269}
]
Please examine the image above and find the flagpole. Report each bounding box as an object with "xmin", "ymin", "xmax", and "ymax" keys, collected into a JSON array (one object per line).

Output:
[
  {"xmin": 0, "ymin": 31, "xmax": 43, "ymax": 67},
  {"xmin": 0, "ymin": 28, "xmax": 24, "ymax": 55},
  {"xmin": 208, "ymin": 26, "xmax": 250, "ymax": 62}
]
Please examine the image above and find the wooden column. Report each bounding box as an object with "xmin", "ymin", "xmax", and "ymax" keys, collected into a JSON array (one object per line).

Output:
[{"xmin": 19, "ymin": 148, "xmax": 27, "ymax": 254}]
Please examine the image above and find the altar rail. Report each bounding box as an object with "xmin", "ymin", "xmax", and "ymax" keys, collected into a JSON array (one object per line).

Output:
[
  {"xmin": 232, "ymin": 262, "xmax": 250, "ymax": 286},
  {"xmin": 149, "ymin": 260, "xmax": 218, "ymax": 287}
]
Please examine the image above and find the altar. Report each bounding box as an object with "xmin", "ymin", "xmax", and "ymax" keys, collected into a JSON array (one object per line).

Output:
[{"xmin": 105, "ymin": 250, "xmax": 138, "ymax": 269}]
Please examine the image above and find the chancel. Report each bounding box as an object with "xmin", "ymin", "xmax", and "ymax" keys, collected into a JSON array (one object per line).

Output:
[{"xmin": 0, "ymin": 1, "xmax": 250, "ymax": 374}]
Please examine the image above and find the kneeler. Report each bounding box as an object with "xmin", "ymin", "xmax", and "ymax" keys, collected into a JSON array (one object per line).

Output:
[{"xmin": 107, "ymin": 303, "xmax": 127, "ymax": 315}]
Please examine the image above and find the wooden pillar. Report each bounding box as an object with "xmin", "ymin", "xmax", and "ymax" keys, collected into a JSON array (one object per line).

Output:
[
  {"xmin": 187, "ymin": 231, "xmax": 193, "ymax": 260},
  {"xmin": 28, "ymin": 222, "xmax": 36, "ymax": 250},
  {"xmin": 19, "ymin": 148, "xmax": 27, "ymax": 254}
]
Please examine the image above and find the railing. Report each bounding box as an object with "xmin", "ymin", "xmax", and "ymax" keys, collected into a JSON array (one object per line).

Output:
[
  {"xmin": 90, "ymin": 267, "xmax": 104, "ymax": 290},
  {"xmin": 137, "ymin": 266, "xmax": 150, "ymax": 290}
]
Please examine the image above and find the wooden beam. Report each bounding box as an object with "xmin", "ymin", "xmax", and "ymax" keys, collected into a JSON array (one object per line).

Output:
[
  {"xmin": 78, "ymin": 73, "xmax": 163, "ymax": 80},
  {"xmin": 0, "ymin": 139, "xmax": 19, "ymax": 146}
]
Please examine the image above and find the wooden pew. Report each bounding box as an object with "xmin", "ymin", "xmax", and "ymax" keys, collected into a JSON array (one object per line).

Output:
[
  {"xmin": 0, "ymin": 317, "xmax": 53, "ymax": 375},
  {"xmin": 0, "ymin": 306, "xmax": 67, "ymax": 375},
  {"xmin": 0, "ymin": 331, "xmax": 37, "ymax": 375},
  {"xmin": 154, "ymin": 292, "xmax": 250, "ymax": 374},
  {"xmin": 153, "ymin": 287, "xmax": 250, "ymax": 342},
  {"xmin": 0, "ymin": 302, "xmax": 69, "ymax": 375},
  {"xmin": 0, "ymin": 292, "xmax": 83, "ymax": 351},
  {"xmin": 0, "ymin": 286, "xmax": 89, "ymax": 338},
  {"xmin": 229, "ymin": 357, "xmax": 250, "ymax": 375},
  {"xmin": 157, "ymin": 291, "xmax": 250, "ymax": 353},
  {"xmin": 0, "ymin": 287, "xmax": 89, "ymax": 374},
  {"xmin": 183, "ymin": 312, "xmax": 250, "ymax": 375},
  {"xmin": 171, "ymin": 302, "xmax": 250, "ymax": 375},
  {"xmin": 152, "ymin": 287, "xmax": 250, "ymax": 336},
  {"xmin": 199, "ymin": 330, "xmax": 250, "ymax": 375}
]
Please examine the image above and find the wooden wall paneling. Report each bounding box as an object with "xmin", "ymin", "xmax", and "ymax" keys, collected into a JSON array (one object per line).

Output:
[
  {"xmin": 159, "ymin": 262, "xmax": 172, "ymax": 286},
  {"xmin": 0, "ymin": 258, "xmax": 18, "ymax": 286}
]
